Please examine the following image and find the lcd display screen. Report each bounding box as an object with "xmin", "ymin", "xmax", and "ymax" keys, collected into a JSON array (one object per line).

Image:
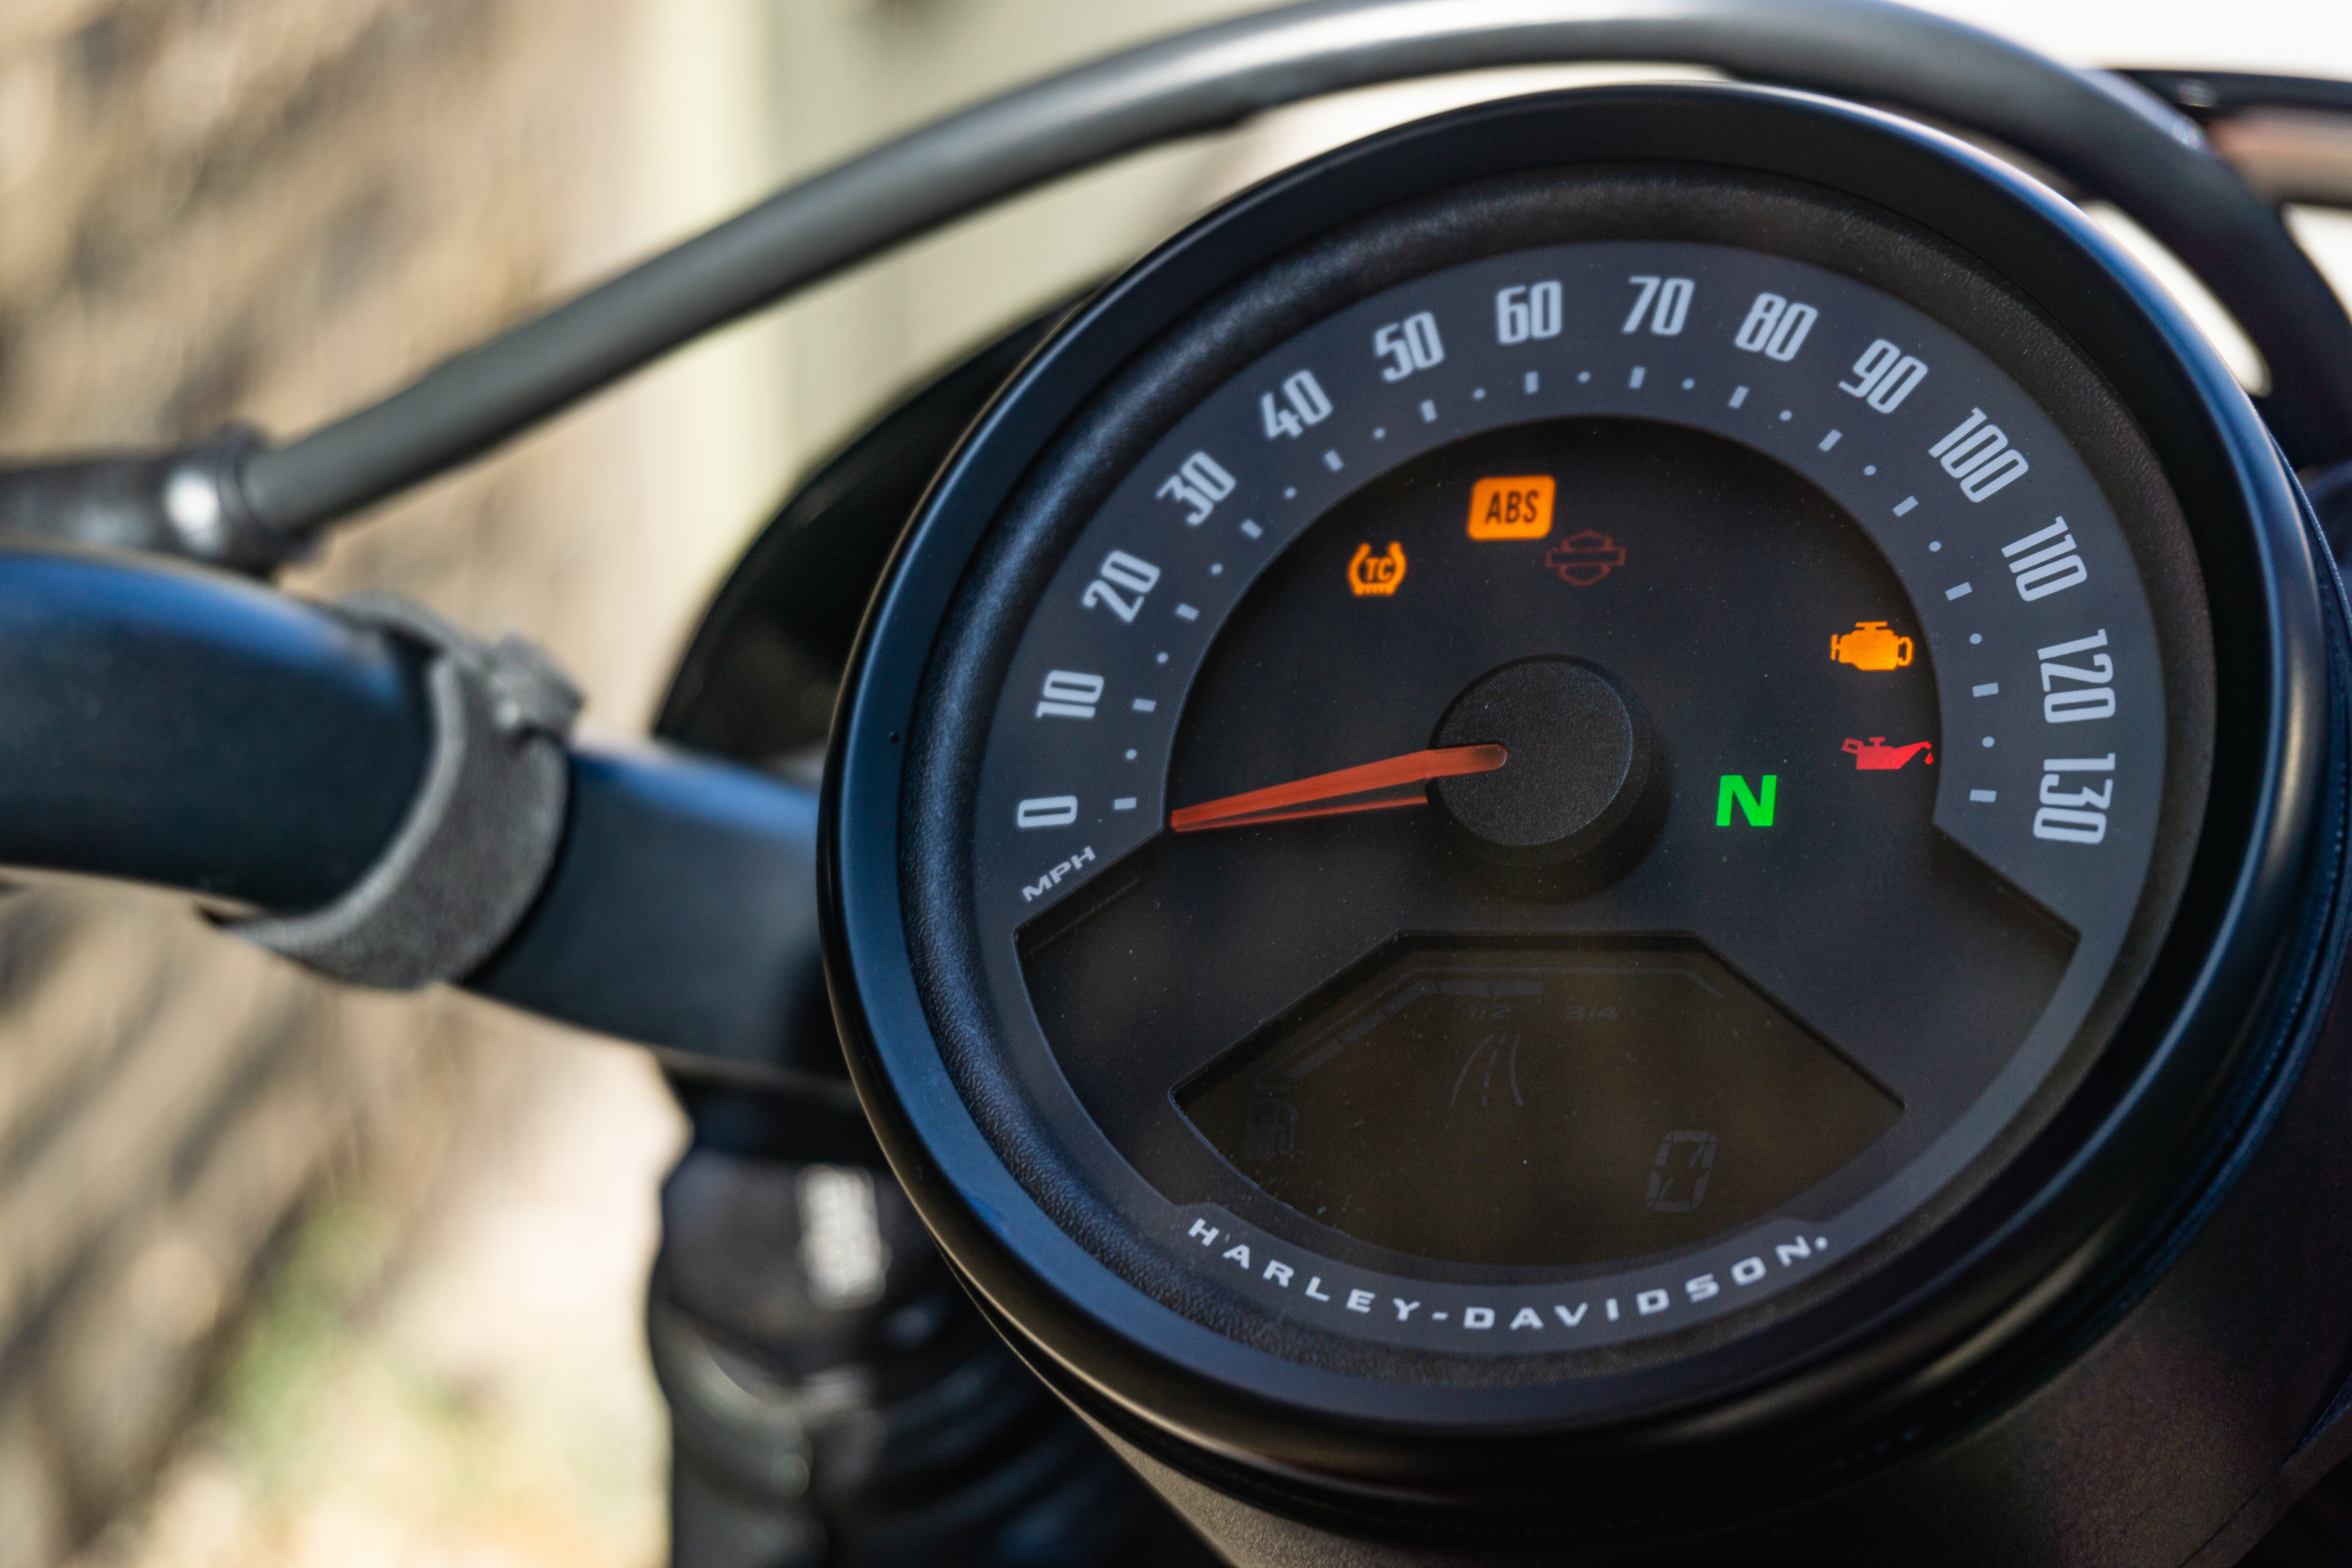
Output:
[{"xmin": 1179, "ymin": 939, "xmax": 1902, "ymax": 1267}]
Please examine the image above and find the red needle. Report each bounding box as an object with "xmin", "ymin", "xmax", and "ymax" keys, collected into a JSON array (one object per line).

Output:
[{"xmin": 1169, "ymin": 744, "xmax": 1508, "ymax": 834}]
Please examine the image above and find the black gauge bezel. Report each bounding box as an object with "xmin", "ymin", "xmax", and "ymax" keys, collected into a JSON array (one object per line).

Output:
[
  {"xmin": 823, "ymin": 85, "xmax": 2326, "ymax": 1522},
  {"xmin": 918, "ymin": 171, "xmax": 2193, "ymax": 1371}
]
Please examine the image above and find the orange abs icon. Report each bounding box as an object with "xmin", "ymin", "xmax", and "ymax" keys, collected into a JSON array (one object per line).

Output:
[{"xmin": 1348, "ymin": 541, "xmax": 1407, "ymax": 596}]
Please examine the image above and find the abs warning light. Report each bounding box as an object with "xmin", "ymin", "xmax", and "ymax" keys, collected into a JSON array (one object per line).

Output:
[
  {"xmin": 1831, "ymin": 621, "xmax": 1914, "ymax": 671},
  {"xmin": 1348, "ymin": 541, "xmax": 1407, "ymax": 596},
  {"xmin": 1467, "ymin": 475, "xmax": 1556, "ymax": 539}
]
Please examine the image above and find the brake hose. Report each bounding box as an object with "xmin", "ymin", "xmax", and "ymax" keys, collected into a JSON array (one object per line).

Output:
[{"xmin": 221, "ymin": 0, "xmax": 2352, "ymax": 555}]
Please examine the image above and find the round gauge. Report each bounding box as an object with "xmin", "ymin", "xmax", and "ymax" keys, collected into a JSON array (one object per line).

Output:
[
  {"xmin": 827, "ymin": 84, "xmax": 2328, "ymax": 1526},
  {"xmin": 979, "ymin": 223, "xmax": 2180, "ymax": 1352}
]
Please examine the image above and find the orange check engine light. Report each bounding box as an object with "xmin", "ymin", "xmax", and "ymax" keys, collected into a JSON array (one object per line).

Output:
[{"xmin": 1831, "ymin": 621, "xmax": 1914, "ymax": 671}]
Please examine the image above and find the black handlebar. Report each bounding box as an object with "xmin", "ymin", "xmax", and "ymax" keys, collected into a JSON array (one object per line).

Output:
[
  {"xmin": 0, "ymin": 546, "xmax": 428, "ymax": 907},
  {"xmin": 0, "ymin": 545, "xmax": 858, "ymax": 1137}
]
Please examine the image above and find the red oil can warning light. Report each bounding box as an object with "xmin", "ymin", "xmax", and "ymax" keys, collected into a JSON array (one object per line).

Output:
[{"xmin": 1844, "ymin": 737, "xmax": 1934, "ymax": 770}]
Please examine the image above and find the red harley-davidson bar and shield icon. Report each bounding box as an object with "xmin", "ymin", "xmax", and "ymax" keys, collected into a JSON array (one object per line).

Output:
[{"xmin": 1546, "ymin": 529, "xmax": 1626, "ymax": 586}]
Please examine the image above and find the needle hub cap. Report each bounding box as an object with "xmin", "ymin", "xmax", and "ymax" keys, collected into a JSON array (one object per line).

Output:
[{"xmin": 1431, "ymin": 656, "xmax": 1655, "ymax": 868}]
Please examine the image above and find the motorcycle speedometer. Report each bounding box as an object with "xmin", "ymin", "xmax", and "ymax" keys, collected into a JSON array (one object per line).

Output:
[{"xmin": 825, "ymin": 85, "xmax": 2341, "ymax": 1557}]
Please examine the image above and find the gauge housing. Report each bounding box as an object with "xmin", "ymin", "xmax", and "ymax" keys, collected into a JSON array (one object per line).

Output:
[{"xmin": 824, "ymin": 84, "xmax": 2336, "ymax": 1542}]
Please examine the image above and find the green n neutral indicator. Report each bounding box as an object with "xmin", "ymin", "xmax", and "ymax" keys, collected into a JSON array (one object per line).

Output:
[{"xmin": 1716, "ymin": 774, "xmax": 1778, "ymax": 827}]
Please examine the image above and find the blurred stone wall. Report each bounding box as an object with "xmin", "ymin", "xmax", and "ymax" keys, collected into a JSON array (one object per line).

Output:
[
  {"xmin": 0, "ymin": 3, "xmax": 638, "ymax": 1563},
  {"xmin": 0, "ymin": 0, "xmax": 1257, "ymax": 1556}
]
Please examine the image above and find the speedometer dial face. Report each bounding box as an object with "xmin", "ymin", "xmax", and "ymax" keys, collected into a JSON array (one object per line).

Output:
[{"xmin": 909, "ymin": 169, "xmax": 2209, "ymax": 1364}]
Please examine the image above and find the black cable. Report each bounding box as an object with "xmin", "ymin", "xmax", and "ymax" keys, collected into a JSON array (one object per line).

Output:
[
  {"xmin": 234, "ymin": 0, "xmax": 2352, "ymax": 545},
  {"xmin": 2121, "ymin": 70, "xmax": 2352, "ymax": 123}
]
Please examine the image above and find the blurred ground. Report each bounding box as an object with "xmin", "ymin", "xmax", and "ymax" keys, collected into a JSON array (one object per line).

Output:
[{"xmin": 72, "ymin": 1029, "xmax": 683, "ymax": 1568}]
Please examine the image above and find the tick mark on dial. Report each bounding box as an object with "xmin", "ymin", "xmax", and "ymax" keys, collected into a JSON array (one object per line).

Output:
[
  {"xmin": 1629, "ymin": 366, "xmax": 1646, "ymax": 389},
  {"xmin": 1928, "ymin": 541, "xmax": 1941, "ymax": 552},
  {"xmin": 1981, "ymin": 736, "xmax": 1995, "ymax": 748},
  {"xmin": 1728, "ymin": 385, "xmax": 1748, "ymax": 407},
  {"xmin": 1680, "ymin": 377, "xmax": 1695, "ymax": 390},
  {"xmin": 1778, "ymin": 409, "xmax": 1793, "ymax": 422},
  {"xmin": 1864, "ymin": 464, "xmax": 1878, "ymax": 475},
  {"xmin": 1578, "ymin": 370, "xmax": 1591, "ymax": 383},
  {"xmin": 1419, "ymin": 399, "xmax": 1438, "ymax": 422},
  {"xmin": 1284, "ymin": 487, "xmax": 1296, "ymax": 499},
  {"xmin": 1473, "ymin": 387, "xmax": 1486, "ymax": 400},
  {"xmin": 1970, "ymin": 633, "xmax": 1983, "ymax": 645}
]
